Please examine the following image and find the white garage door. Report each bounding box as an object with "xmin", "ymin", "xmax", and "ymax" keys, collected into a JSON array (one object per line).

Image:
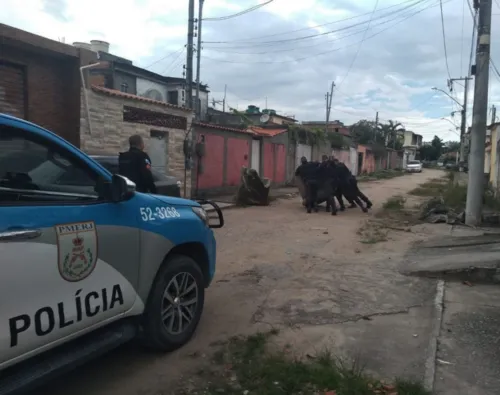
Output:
[
  {"xmin": 148, "ymin": 130, "xmax": 168, "ymax": 175},
  {"xmin": 296, "ymin": 143, "xmax": 312, "ymax": 169}
]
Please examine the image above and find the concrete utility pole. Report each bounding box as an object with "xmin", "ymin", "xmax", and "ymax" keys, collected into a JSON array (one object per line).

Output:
[
  {"xmin": 195, "ymin": 0, "xmax": 204, "ymax": 118},
  {"xmin": 465, "ymin": 0, "xmax": 493, "ymax": 226},
  {"xmin": 374, "ymin": 111, "xmax": 379, "ymax": 142},
  {"xmin": 449, "ymin": 77, "xmax": 472, "ymax": 162},
  {"xmin": 185, "ymin": 0, "xmax": 195, "ymax": 110},
  {"xmin": 325, "ymin": 82, "xmax": 335, "ymax": 134},
  {"xmin": 492, "ymin": 104, "xmax": 497, "ymax": 123}
]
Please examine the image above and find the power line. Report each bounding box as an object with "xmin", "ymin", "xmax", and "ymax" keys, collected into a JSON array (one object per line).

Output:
[
  {"xmin": 336, "ymin": 0, "xmax": 380, "ymax": 91},
  {"xmin": 142, "ymin": 46, "xmax": 185, "ymax": 69},
  {"xmin": 201, "ymin": 0, "xmax": 446, "ymax": 64},
  {"xmin": 203, "ymin": 0, "xmax": 431, "ymax": 45},
  {"xmin": 203, "ymin": 0, "xmax": 274, "ymax": 21},
  {"xmin": 460, "ymin": 0, "xmax": 465, "ymax": 75},
  {"xmin": 203, "ymin": 3, "xmax": 424, "ymax": 56},
  {"xmin": 491, "ymin": 59, "xmax": 500, "ymax": 81},
  {"xmin": 439, "ymin": 0, "xmax": 452, "ymax": 79},
  {"xmin": 203, "ymin": 0, "xmax": 421, "ymax": 43}
]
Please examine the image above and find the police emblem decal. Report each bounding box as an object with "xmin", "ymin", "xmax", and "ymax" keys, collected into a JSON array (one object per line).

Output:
[{"xmin": 55, "ymin": 221, "xmax": 98, "ymax": 282}]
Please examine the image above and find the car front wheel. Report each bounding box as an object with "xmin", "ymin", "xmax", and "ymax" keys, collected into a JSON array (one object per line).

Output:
[{"xmin": 140, "ymin": 254, "xmax": 205, "ymax": 352}]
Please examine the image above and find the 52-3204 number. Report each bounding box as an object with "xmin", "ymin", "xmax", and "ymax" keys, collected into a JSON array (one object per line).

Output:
[{"xmin": 140, "ymin": 207, "xmax": 180, "ymax": 221}]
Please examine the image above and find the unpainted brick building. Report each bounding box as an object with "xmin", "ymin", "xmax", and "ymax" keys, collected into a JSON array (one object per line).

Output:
[{"xmin": 0, "ymin": 23, "xmax": 97, "ymax": 147}]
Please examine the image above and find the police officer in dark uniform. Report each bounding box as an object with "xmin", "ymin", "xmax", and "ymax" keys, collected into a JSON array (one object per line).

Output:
[{"xmin": 118, "ymin": 134, "xmax": 157, "ymax": 193}]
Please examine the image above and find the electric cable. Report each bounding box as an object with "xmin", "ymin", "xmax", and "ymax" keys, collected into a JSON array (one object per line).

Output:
[
  {"xmin": 201, "ymin": 0, "xmax": 446, "ymax": 64},
  {"xmin": 439, "ymin": 0, "xmax": 452, "ymax": 79},
  {"xmin": 203, "ymin": 1, "xmax": 274, "ymax": 21},
  {"xmin": 203, "ymin": 0, "xmax": 431, "ymax": 46},
  {"xmin": 335, "ymin": 0, "xmax": 380, "ymax": 91}
]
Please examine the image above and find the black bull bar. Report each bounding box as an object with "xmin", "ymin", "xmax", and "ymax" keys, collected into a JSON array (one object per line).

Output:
[{"xmin": 196, "ymin": 200, "xmax": 225, "ymax": 228}]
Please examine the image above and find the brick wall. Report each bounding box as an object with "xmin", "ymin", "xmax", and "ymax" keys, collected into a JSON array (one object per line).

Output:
[
  {"xmin": 0, "ymin": 24, "xmax": 98, "ymax": 147},
  {"xmin": 80, "ymin": 88, "xmax": 194, "ymax": 197}
]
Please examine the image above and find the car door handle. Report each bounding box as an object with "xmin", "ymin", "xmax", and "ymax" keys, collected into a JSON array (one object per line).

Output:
[{"xmin": 0, "ymin": 229, "xmax": 42, "ymax": 241}]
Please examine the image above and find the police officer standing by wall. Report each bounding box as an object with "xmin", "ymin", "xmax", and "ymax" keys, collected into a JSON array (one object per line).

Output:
[{"xmin": 118, "ymin": 135, "xmax": 157, "ymax": 194}]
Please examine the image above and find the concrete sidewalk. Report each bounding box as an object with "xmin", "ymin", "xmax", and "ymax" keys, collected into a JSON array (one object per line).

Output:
[{"xmin": 400, "ymin": 229, "xmax": 500, "ymax": 395}]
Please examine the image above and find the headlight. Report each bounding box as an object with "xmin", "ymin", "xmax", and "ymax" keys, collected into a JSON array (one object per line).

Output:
[{"xmin": 192, "ymin": 206, "xmax": 208, "ymax": 225}]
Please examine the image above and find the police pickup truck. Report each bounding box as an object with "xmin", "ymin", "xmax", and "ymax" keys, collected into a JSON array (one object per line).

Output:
[{"xmin": 0, "ymin": 113, "xmax": 224, "ymax": 394}]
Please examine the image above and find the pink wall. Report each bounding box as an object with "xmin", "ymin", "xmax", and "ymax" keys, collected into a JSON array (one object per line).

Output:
[
  {"xmin": 263, "ymin": 142, "xmax": 274, "ymax": 180},
  {"xmin": 274, "ymin": 143, "xmax": 286, "ymax": 183},
  {"xmin": 357, "ymin": 145, "xmax": 376, "ymax": 174},
  {"xmin": 332, "ymin": 148, "xmax": 350, "ymax": 164},
  {"xmin": 197, "ymin": 134, "xmax": 224, "ymax": 189},
  {"xmin": 226, "ymin": 138, "xmax": 250, "ymax": 186}
]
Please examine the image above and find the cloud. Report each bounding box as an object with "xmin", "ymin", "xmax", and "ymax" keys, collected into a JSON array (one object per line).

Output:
[{"xmin": 2, "ymin": 0, "xmax": 500, "ymax": 143}]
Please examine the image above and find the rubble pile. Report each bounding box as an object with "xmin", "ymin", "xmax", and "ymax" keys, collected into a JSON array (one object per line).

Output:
[{"xmin": 235, "ymin": 167, "xmax": 271, "ymax": 206}]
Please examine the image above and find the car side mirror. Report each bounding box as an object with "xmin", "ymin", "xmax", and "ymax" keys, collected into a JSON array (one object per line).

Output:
[{"xmin": 110, "ymin": 174, "xmax": 135, "ymax": 202}]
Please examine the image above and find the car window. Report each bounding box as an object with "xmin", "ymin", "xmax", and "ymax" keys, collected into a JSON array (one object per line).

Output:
[
  {"xmin": 408, "ymin": 161, "xmax": 420, "ymax": 164},
  {"xmin": 0, "ymin": 124, "xmax": 102, "ymax": 204}
]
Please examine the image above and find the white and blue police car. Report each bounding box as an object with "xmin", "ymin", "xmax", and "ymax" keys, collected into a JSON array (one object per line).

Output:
[{"xmin": 0, "ymin": 113, "xmax": 223, "ymax": 394}]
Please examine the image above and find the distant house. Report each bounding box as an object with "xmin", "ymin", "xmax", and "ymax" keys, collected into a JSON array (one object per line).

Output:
[
  {"xmin": 301, "ymin": 120, "xmax": 351, "ymax": 137},
  {"xmin": 77, "ymin": 41, "xmax": 210, "ymax": 120},
  {"xmin": 206, "ymin": 105, "xmax": 297, "ymax": 128},
  {"xmin": 486, "ymin": 122, "xmax": 500, "ymax": 194},
  {"xmin": 402, "ymin": 130, "xmax": 423, "ymax": 166}
]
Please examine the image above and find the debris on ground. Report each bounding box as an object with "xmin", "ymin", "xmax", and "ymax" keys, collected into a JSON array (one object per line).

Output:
[
  {"xmin": 418, "ymin": 196, "xmax": 465, "ymax": 224},
  {"xmin": 235, "ymin": 167, "xmax": 271, "ymax": 206}
]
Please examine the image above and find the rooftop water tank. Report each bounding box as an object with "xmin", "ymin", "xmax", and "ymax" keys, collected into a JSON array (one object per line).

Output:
[
  {"xmin": 90, "ymin": 40, "xmax": 110, "ymax": 53},
  {"xmin": 72, "ymin": 42, "xmax": 92, "ymax": 50}
]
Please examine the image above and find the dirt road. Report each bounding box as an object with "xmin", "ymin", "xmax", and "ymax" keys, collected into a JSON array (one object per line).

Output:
[{"xmin": 40, "ymin": 170, "xmax": 443, "ymax": 395}]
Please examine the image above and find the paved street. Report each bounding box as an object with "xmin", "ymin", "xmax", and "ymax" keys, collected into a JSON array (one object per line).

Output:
[{"xmin": 36, "ymin": 170, "xmax": 490, "ymax": 395}]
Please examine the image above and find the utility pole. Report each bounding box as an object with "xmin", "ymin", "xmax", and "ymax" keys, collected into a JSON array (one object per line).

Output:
[
  {"xmin": 195, "ymin": 0, "xmax": 204, "ymax": 118},
  {"xmin": 223, "ymin": 84, "xmax": 226, "ymax": 112},
  {"xmin": 374, "ymin": 111, "xmax": 379, "ymax": 142},
  {"xmin": 185, "ymin": 0, "xmax": 195, "ymax": 110},
  {"xmin": 211, "ymin": 84, "xmax": 227, "ymax": 112},
  {"xmin": 492, "ymin": 104, "xmax": 497, "ymax": 123},
  {"xmin": 449, "ymin": 77, "xmax": 472, "ymax": 162},
  {"xmin": 465, "ymin": 0, "xmax": 493, "ymax": 226},
  {"xmin": 325, "ymin": 82, "xmax": 335, "ymax": 134}
]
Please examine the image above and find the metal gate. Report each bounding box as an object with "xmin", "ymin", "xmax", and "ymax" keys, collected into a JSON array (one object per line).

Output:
[{"xmin": 0, "ymin": 61, "xmax": 27, "ymax": 119}]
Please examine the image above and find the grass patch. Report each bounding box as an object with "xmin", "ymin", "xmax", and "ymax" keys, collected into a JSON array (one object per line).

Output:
[
  {"xmin": 382, "ymin": 195, "xmax": 406, "ymax": 210},
  {"xmin": 186, "ymin": 331, "xmax": 430, "ymax": 395}
]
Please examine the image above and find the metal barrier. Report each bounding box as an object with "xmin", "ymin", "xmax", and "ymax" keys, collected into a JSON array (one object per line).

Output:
[{"xmin": 197, "ymin": 200, "xmax": 224, "ymax": 228}]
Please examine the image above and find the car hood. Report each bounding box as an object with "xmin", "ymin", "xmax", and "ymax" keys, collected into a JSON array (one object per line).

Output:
[
  {"xmin": 406, "ymin": 164, "xmax": 421, "ymax": 167},
  {"xmin": 150, "ymin": 194, "xmax": 200, "ymax": 207}
]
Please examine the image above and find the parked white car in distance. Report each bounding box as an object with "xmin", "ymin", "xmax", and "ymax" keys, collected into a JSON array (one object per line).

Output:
[{"xmin": 406, "ymin": 160, "xmax": 423, "ymax": 173}]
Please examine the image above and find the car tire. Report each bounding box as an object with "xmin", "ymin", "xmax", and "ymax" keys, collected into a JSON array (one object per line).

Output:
[{"xmin": 140, "ymin": 254, "xmax": 205, "ymax": 352}]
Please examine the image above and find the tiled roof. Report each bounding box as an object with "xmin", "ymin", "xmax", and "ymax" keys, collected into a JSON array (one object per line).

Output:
[
  {"xmin": 90, "ymin": 85, "xmax": 193, "ymax": 113},
  {"xmin": 248, "ymin": 126, "xmax": 287, "ymax": 137},
  {"xmin": 194, "ymin": 122, "xmax": 254, "ymax": 134}
]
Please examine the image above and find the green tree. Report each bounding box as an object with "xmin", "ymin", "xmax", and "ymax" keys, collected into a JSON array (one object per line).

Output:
[
  {"xmin": 418, "ymin": 136, "xmax": 445, "ymax": 161},
  {"xmin": 377, "ymin": 120, "xmax": 405, "ymax": 150},
  {"xmin": 443, "ymin": 141, "xmax": 460, "ymax": 153},
  {"xmin": 350, "ymin": 120, "xmax": 382, "ymax": 144}
]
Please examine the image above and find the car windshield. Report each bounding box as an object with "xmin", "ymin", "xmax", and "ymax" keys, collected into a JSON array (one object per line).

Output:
[{"xmin": 408, "ymin": 161, "xmax": 420, "ymax": 165}]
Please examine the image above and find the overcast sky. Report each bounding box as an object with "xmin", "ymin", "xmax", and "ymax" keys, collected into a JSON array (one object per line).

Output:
[{"xmin": 3, "ymin": 0, "xmax": 500, "ymax": 142}]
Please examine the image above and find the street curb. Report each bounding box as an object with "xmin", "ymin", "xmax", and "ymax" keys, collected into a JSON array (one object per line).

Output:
[{"xmin": 424, "ymin": 280, "xmax": 445, "ymax": 392}]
